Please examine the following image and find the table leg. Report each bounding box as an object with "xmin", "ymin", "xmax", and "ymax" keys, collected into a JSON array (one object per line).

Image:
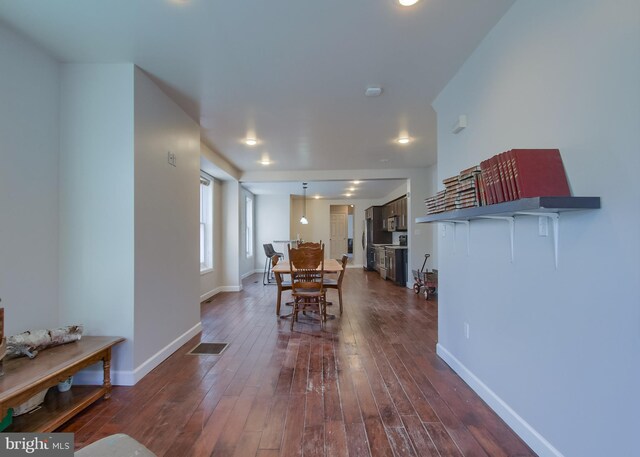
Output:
[{"xmin": 275, "ymin": 272, "xmax": 283, "ymax": 315}]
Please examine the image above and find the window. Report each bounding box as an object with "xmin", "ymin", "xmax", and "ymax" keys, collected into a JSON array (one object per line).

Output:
[
  {"xmin": 245, "ymin": 195, "xmax": 253, "ymax": 258},
  {"xmin": 200, "ymin": 176, "xmax": 213, "ymax": 271}
]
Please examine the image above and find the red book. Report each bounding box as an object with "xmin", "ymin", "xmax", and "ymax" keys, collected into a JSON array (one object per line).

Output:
[
  {"xmin": 501, "ymin": 151, "xmax": 515, "ymax": 201},
  {"xmin": 490, "ymin": 156, "xmax": 504, "ymax": 203},
  {"xmin": 480, "ymin": 159, "xmax": 494, "ymax": 205},
  {"xmin": 506, "ymin": 150, "xmax": 519, "ymax": 199},
  {"xmin": 477, "ymin": 174, "xmax": 485, "ymax": 206},
  {"xmin": 497, "ymin": 153, "xmax": 512, "ymax": 201},
  {"xmin": 511, "ymin": 149, "xmax": 571, "ymax": 198}
]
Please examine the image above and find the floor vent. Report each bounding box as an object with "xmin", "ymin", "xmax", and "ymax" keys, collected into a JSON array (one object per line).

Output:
[{"xmin": 188, "ymin": 342, "xmax": 228, "ymax": 356}]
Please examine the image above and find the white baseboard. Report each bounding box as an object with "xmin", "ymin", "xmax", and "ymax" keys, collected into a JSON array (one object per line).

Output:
[
  {"xmin": 201, "ymin": 288, "xmax": 220, "ymax": 302},
  {"xmin": 201, "ymin": 284, "xmax": 245, "ymax": 302},
  {"xmin": 241, "ymin": 269, "xmax": 262, "ymax": 279},
  {"xmin": 347, "ymin": 264, "xmax": 363, "ymax": 269},
  {"xmin": 74, "ymin": 322, "xmax": 203, "ymax": 387},
  {"xmin": 220, "ymin": 285, "xmax": 242, "ymax": 292},
  {"xmin": 436, "ymin": 344, "xmax": 564, "ymax": 457}
]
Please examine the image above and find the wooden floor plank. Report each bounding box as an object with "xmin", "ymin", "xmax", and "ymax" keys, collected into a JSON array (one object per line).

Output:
[{"xmin": 61, "ymin": 270, "xmax": 535, "ymax": 457}]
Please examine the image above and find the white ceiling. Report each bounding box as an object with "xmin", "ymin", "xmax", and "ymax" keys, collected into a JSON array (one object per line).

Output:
[
  {"xmin": 243, "ymin": 179, "xmax": 406, "ymax": 200},
  {"xmin": 0, "ymin": 0, "xmax": 514, "ymax": 173}
]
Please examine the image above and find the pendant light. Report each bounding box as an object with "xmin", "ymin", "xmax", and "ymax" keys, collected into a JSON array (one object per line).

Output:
[{"xmin": 300, "ymin": 182, "xmax": 309, "ymax": 225}]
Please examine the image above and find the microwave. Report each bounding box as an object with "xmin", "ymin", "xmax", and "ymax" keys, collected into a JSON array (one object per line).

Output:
[{"xmin": 387, "ymin": 216, "xmax": 397, "ymax": 232}]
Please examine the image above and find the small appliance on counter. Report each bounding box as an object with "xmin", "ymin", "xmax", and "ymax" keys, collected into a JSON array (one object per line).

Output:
[
  {"xmin": 398, "ymin": 235, "xmax": 407, "ymax": 246},
  {"xmin": 387, "ymin": 216, "xmax": 397, "ymax": 232}
]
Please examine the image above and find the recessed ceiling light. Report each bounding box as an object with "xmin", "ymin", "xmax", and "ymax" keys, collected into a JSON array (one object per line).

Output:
[
  {"xmin": 348, "ymin": 187, "xmax": 356, "ymax": 192},
  {"xmin": 396, "ymin": 137, "xmax": 411, "ymax": 144},
  {"xmin": 259, "ymin": 159, "xmax": 271, "ymax": 165},
  {"xmin": 345, "ymin": 193, "xmax": 352, "ymax": 197},
  {"xmin": 353, "ymin": 180, "xmax": 361, "ymax": 184},
  {"xmin": 314, "ymin": 195, "xmax": 321, "ymax": 199},
  {"xmin": 244, "ymin": 138, "xmax": 258, "ymax": 146},
  {"xmin": 398, "ymin": 0, "xmax": 420, "ymax": 6}
]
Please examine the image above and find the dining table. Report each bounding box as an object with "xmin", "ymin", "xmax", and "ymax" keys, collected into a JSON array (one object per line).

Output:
[{"xmin": 272, "ymin": 258, "xmax": 343, "ymax": 317}]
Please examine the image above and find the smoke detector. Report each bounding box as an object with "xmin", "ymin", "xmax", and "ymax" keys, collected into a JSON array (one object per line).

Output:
[{"xmin": 365, "ymin": 86, "xmax": 383, "ymax": 97}]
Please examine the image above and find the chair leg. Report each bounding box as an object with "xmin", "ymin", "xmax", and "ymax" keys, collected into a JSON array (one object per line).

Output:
[
  {"xmin": 263, "ymin": 256, "xmax": 270, "ymax": 285},
  {"xmin": 267, "ymin": 257, "xmax": 273, "ymax": 283},
  {"xmin": 291, "ymin": 298, "xmax": 297, "ymax": 331},
  {"xmin": 321, "ymin": 294, "xmax": 327, "ymax": 323},
  {"xmin": 338, "ymin": 288, "xmax": 343, "ymax": 314}
]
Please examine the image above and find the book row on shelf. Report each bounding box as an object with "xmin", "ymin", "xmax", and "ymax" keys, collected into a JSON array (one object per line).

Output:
[{"xmin": 424, "ymin": 149, "xmax": 571, "ymax": 215}]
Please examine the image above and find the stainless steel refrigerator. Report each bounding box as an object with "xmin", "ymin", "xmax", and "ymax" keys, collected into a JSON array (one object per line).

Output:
[{"xmin": 363, "ymin": 206, "xmax": 391, "ymax": 270}]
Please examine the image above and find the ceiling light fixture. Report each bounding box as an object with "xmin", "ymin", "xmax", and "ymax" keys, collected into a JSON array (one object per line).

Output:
[
  {"xmin": 348, "ymin": 187, "xmax": 356, "ymax": 192},
  {"xmin": 398, "ymin": 0, "xmax": 420, "ymax": 6},
  {"xmin": 259, "ymin": 159, "xmax": 271, "ymax": 165},
  {"xmin": 353, "ymin": 180, "xmax": 361, "ymax": 184},
  {"xmin": 345, "ymin": 193, "xmax": 352, "ymax": 197},
  {"xmin": 244, "ymin": 138, "xmax": 258, "ymax": 146},
  {"xmin": 396, "ymin": 137, "xmax": 411, "ymax": 144},
  {"xmin": 314, "ymin": 195, "xmax": 321, "ymax": 199},
  {"xmin": 300, "ymin": 183, "xmax": 309, "ymax": 225}
]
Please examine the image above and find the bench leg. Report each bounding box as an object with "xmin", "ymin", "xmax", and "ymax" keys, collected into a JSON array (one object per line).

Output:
[{"xmin": 102, "ymin": 348, "xmax": 113, "ymax": 399}]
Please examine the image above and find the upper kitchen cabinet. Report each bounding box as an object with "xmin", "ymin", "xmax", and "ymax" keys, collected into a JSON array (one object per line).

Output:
[{"xmin": 384, "ymin": 195, "xmax": 408, "ymax": 232}]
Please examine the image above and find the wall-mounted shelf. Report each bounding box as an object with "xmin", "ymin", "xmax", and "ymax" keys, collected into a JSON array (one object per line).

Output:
[{"xmin": 415, "ymin": 197, "xmax": 600, "ymax": 268}]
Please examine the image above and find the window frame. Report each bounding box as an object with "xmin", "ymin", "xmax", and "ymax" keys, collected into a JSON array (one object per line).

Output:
[
  {"xmin": 200, "ymin": 175, "xmax": 214, "ymax": 273},
  {"xmin": 245, "ymin": 195, "xmax": 253, "ymax": 258}
]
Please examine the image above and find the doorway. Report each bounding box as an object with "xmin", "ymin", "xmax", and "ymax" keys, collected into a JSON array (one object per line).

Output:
[{"xmin": 330, "ymin": 205, "xmax": 353, "ymax": 263}]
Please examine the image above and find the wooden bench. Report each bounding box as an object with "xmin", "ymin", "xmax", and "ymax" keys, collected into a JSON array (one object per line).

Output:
[{"xmin": 0, "ymin": 336, "xmax": 124, "ymax": 432}]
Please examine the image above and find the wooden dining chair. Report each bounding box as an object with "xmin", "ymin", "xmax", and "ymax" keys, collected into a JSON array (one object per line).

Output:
[
  {"xmin": 297, "ymin": 240, "xmax": 323, "ymax": 248},
  {"xmin": 324, "ymin": 255, "xmax": 348, "ymax": 314},
  {"xmin": 288, "ymin": 245, "xmax": 326, "ymax": 330}
]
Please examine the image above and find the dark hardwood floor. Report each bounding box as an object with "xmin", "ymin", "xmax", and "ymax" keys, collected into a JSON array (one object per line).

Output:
[{"xmin": 62, "ymin": 269, "xmax": 535, "ymax": 457}]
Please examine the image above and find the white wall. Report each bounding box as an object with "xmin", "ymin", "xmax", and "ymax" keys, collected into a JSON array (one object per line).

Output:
[
  {"xmin": 0, "ymin": 24, "xmax": 60, "ymax": 335},
  {"xmin": 239, "ymin": 187, "xmax": 256, "ymax": 278},
  {"xmin": 255, "ymin": 194, "xmax": 291, "ymax": 271},
  {"xmin": 432, "ymin": 2, "xmax": 640, "ymax": 456},
  {"xmin": 408, "ymin": 166, "xmax": 437, "ymax": 273},
  {"xmin": 59, "ymin": 64, "xmax": 135, "ymax": 373},
  {"xmin": 222, "ymin": 180, "xmax": 241, "ymax": 289},
  {"xmin": 60, "ymin": 64, "xmax": 202, "ymax": 383},
  {"xmin": 133, "ymin": 67, "xmax": 201, "ymax": 369}
]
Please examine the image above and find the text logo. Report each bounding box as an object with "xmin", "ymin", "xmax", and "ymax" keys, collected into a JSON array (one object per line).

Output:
[{"xmin": 0, "ymin": 434, "xmax": 73, "ymax": 456}]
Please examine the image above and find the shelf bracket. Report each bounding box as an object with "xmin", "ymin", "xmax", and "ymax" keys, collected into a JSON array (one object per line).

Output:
[
  {"xmin": 516, "ymin": 212, "xmax": 560, "ymax": 268},
  {"xmin": 478, "ymin": 216, "xmax": 515, "ymax": 262},
  {"xmin": 440, "ymin": 220, "xmax": 470, "ymax": 255}
]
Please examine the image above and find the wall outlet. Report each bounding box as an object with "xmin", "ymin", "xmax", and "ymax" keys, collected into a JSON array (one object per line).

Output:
[
  {"xmin": 464, "ymin": 322, "xmax": 470, "ymax": 339},
  {"xmin": 538, "ymin": 216, "xmax": 549, "ymax": 236},
  {"xmin": 167, "ymin": 151, "xmax": 176, "ymax": 167}
]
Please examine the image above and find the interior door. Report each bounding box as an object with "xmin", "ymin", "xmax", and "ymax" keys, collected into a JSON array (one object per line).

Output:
[{"xmin": 330, "ymin": 213, "xmax": 348, "ymax": 259}]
